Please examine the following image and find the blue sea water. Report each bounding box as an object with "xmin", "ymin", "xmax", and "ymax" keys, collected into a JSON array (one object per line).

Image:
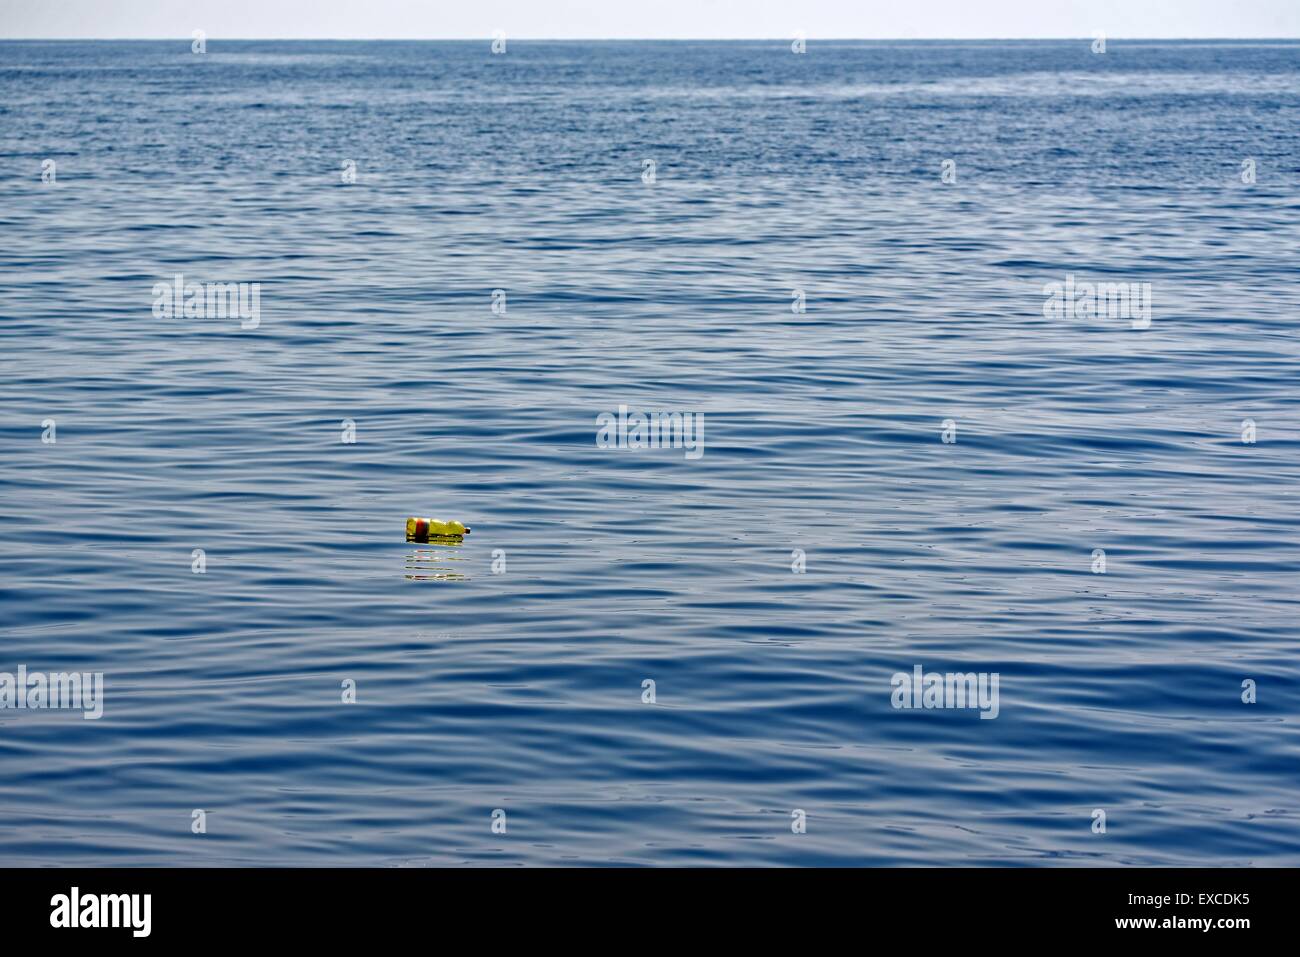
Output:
[{"xmin": 1, "ymin": 39, "xmax": 1299, "ymax": 866}]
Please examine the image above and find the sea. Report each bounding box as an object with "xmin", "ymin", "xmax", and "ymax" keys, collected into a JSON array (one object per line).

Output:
[{"xmin": 1, "ymin": 38, "xmax": 1298, "ymax": 865}]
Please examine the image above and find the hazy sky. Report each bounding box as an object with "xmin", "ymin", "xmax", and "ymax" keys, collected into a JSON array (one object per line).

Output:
[{"xmin": 2, "ymin": 0, "xmax": 1298, "ymax": 39}]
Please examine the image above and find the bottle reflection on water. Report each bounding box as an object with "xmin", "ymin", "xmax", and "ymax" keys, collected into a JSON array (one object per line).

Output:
[{"xmin": 404, "ymin": 535, "xmax": 469, "ymax": 581}]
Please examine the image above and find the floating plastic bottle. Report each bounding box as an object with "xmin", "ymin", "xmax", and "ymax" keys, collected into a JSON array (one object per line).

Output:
[{"xmin": 406, "ymin": 517, "xmax": 471, "ymax": 540}]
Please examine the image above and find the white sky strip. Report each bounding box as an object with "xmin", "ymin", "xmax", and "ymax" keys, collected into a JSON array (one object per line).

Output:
[{"xmin": 1, "ymin": 0, "xmax": 1298, "ymax": 39}]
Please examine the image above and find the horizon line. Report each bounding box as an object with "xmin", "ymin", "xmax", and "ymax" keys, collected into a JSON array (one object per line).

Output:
[{"xmin": 4, "ymin": 36, "xmax": 1300, "ymax": 42}]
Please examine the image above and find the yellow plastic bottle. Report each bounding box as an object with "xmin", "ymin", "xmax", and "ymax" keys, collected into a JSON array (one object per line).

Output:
[{"xmin": 406, "ymin": 517, "xmax": 471, "ymax": 539}]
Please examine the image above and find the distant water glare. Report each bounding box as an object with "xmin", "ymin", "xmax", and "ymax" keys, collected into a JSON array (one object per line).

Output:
[{"xmin": 1, "ymin": 39, "xmax": 1298, "ymax": 865}]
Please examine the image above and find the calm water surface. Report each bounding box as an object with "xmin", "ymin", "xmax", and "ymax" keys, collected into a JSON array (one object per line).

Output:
[{"xmin": 1, "ymin": 40, "xmax": 1299, "ymax": 865}]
